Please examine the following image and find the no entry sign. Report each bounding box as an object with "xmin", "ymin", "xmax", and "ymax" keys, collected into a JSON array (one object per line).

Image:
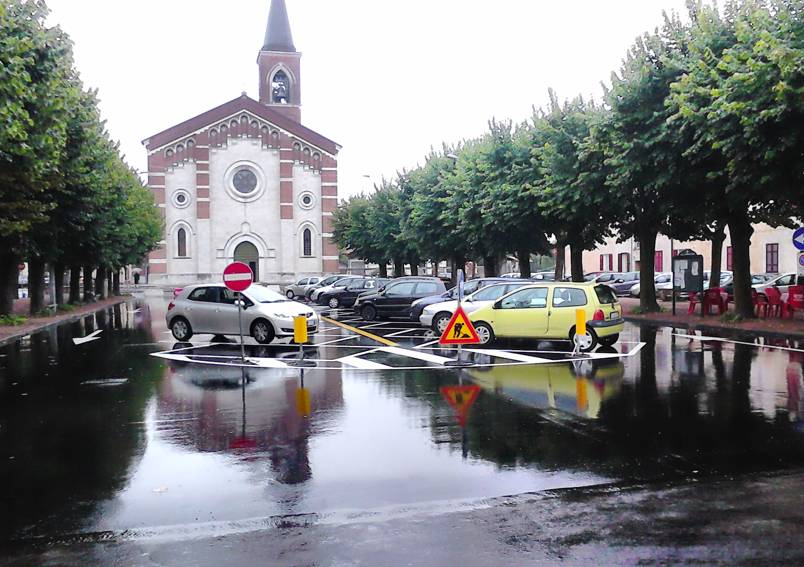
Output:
[{"xmin": 223, "ymin": 262, "xmax": 253, "ymax": 292}]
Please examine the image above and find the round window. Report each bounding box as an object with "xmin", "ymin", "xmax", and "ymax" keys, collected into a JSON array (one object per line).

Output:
[
  {"xmin": 233, "ymin": 168, "xmax": 258, "ymax": 195},
  {"xmin": 298, "ymin": 192, "xmax": 315, "ymax": 210},
  {"xmin": 173, "ymin": 190, "xmax": 191, "ymax": 209}
]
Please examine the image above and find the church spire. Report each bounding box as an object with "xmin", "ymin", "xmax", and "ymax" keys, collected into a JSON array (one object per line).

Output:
[{"xmin": 262, "ymin": 0, "xmax": 296, "ymax": 52}]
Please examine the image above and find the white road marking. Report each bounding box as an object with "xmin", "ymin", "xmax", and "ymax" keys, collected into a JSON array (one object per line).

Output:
[
  {"xmin": 414, "ymin": 339, "xmax": 440, "ymax": 349},
  {"xmin": 73, "ymin": 330, "xmax": 103, "ymax": 345},
  {"xmin": 314, "ymin": 336, "xmax": 359, "ymax": 346},
  {"xmin": 378, "ymin": 346, "xmax": 455, "ymax": 365},
  {"xmin": 672, "ymin": 333, "xmax": 804, "ymax": 353},
  {"xmin": 337, "ymin": 355, "xmax": 392, "ymax": 370},
  {"xmin": 384, "ymin": 328, "xmax": 423, "ymax": 338},
  {"xmin": 463, "ymin": 349, "xmax": 552, "ymax": 364}
]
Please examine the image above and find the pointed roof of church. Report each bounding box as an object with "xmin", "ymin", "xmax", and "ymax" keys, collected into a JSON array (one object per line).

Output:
[{"xmin": 262, "ymin": 0, "xmax": 296, "ymax": 52}]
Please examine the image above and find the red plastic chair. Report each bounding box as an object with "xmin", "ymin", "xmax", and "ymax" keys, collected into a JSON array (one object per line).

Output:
[
  {"xmin": 786, "ymin": 285, "xmax": 804, "ymax": 318},
  {"xmin": 765, "ymin": 287, "xmax": 787, "ymax": 318},
  {"xmin": 703, "ymin": 288, "xmax": 727, "ymax": 315},
  {"xmin": 688, "ymin": 291, "xmax": 700, "ymax": 314},
  {"xmin": 752, "ymin": 289, "xmax": 769, "ymax": 317}
]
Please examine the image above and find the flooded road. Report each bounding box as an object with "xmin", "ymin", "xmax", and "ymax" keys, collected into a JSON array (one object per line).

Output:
[{"xmin": 1, "ymin": 292, "xmax": 803, "ymax": 552}]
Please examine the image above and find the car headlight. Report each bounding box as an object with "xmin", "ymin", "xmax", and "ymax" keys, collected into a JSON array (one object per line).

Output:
[{"xmin": 272, "ymin": 313, "xmax": 293, "ymax": 319}]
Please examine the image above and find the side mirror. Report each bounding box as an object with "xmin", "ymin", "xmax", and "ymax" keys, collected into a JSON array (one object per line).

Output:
[{"xmin": 493, "ymin": 300, "xmax": 502, "ymax": 310}]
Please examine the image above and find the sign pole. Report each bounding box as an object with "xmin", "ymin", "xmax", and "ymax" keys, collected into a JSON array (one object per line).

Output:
[{"xmin": 237, "ymin": 291, "xmax": 246, "ymax": 363}]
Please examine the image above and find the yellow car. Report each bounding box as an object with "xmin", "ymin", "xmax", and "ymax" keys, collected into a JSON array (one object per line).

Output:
[{"xmin": 468, "ymin": 282, "xmax": 623, "ymax": 350}]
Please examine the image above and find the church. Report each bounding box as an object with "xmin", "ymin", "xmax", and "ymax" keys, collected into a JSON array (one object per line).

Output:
[{"xmin": 143, "ymin": 0, "xmax": 340, "ymax": 285}]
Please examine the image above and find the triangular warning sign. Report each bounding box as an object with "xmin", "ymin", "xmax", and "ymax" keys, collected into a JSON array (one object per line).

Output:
[
  {"xmin": 440, "ymin": 385, "xmax": 481, "ymax": 427},
  {"xmin": 439, "ymin": 305, "xmax": 481, "ymax": 345}
]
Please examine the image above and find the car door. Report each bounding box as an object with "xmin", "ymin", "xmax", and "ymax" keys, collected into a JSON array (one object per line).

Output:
[
  {"xmin": 343, "ymin": 279, "xmax": 368, "ymax": 304},
  {"xmin": 548, "ymin": 286, "xmax": 590, "ymax": 338},
  {"xmin": 216, "ymin": 287, "xmax": 247, "ymax": 335},
  {"xmin": 378, "ymin": 281, "xmax": 417, "ymax": 316},
  {"xmin": 494, "ymin": 287, "xmax": 550, "ymax": 338},
  {"xmin": 775, "ymin": 274, "xmax": 795, "ymax": 295},
  {"xmin": 186, "ymin": 287, "xmax": 220, "ymax": 333}
]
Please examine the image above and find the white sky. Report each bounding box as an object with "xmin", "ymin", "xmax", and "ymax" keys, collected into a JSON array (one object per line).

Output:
[{"xmin": 46, "ymin": 0, "xmax": 689, "ymax": 198}]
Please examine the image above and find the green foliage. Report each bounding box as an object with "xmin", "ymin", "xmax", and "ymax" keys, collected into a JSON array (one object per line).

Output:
[{"xmin": 0, "ymin": 314, "xmax": 27, "ymax": 326}]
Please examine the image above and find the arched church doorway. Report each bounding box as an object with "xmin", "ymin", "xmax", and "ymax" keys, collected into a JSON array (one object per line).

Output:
[{"xmin": 234, "ymin": 241, "xmax": 260, "ymax": 282}]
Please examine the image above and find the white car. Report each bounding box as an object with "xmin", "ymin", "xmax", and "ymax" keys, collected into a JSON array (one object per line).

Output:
[
  {"xmin": 419, "ymin": 282, "xmax": 529, "ymax": 333},
  {"xmin": 755, "ymin": 273, "xmax": 797, "ymax": 297},
  {"xmin": 630, "ymin": 273, "xmax": 671, "ymax": 298},
  {"xmin": 166, "ymin": 283, "xmax": 319, "ymax": 344},
  {"xmin": 309, "ymin": 276, "xmax": 363, "ymax": 302}
]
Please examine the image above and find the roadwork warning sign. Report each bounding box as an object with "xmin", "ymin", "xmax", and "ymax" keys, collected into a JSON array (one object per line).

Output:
[{"xmin": 439, "ymin": 306, "xmax": 481, "ymax": 345}]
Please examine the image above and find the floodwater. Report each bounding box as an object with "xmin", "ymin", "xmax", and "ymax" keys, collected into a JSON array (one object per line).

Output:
[{"xmin": 1, "ymin": 293, "xmax": 803, "ymax": 547}]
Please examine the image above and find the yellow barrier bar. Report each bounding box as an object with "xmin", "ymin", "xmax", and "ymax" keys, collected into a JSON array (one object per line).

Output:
[
  {"xmin": 321, "ymin": 316, "xmax": 399, "ymax": 347},
  {"xmin": 294, "ymin": 316, "xmax": 308, "ymax": 344},
  {"xmin": 575, "ymin": 309, "xmax": 586, "ymax": 336}
]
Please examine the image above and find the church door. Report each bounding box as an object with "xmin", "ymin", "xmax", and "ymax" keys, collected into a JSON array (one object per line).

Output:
[{"xmin": 234, "ymin": 241, "xmax": 260, "ymax": 282}]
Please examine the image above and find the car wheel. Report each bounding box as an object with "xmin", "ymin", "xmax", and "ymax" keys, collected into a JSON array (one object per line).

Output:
[
  {"xmin": 432, "ymin": 312, "xmax": 452, "ymax": 334},
  {"xmin": 170, "ymin": 317, "xmax": 193, "ymax": 341},
  {"xmin": 251, "ymin": 319, "xmax": 275, "ymax": 345},
  {"xmin": 599, "ymin": 334, "xmax": 619, "ymax": 348},
  {"xmin": 286, "ymin": 289, "xmax": 295, "ymax": 299},
  {"xmin": 570, "ymin": 326, "xmax": 598, "ymax": 353},
  {"xmin": 474, "ymin": 322, "xmax": 494, "ymax": 345},
  {"xmin": 328, "ymin": 297, "xmax": 340, "ymax": 309},
  {"xmin": 361, "ymin": 304, "xmax": 377, "ymax": 321}
]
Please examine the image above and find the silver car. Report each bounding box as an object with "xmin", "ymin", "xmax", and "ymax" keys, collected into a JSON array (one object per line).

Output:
[
  {"xmin": 282, "ymin": 276, "xmax": 323, "ymax": 299},
  {"xmin": 167, "ymin": 284, "xmax": 319, "ymax": 344}
]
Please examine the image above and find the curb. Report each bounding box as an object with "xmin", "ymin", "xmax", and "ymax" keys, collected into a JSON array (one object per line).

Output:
[
  {"xmin": 0, "ymin": 297, "xmax": 129, "ymax": 347},
  {"xmin": 623, "ymin": 315, "xmax": 804, "ymax": 341}
]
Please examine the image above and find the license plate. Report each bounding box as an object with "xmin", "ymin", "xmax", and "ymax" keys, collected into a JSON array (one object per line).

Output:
[{"xmin": 610, "ymin": 312, "xmax": 620, "ymax": 320}]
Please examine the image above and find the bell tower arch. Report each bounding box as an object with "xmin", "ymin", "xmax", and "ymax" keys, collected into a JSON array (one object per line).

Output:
[{"xmin": 258, "ymin": 0, "xmax": 302, "ymax": 123}]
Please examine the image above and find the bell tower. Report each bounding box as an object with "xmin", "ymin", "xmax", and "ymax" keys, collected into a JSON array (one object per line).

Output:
[{"xmin": 258, "ymin": 0, "xmax": 302, "ymax": 123}]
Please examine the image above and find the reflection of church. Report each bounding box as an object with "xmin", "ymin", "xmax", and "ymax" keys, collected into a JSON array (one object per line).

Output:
[
  {"xmin": 144, "ymin": 0, "xmax": 340, "ymax": 285},
  {"xmin": 157, "ymin": 364, "xmax": 343, "ymax": 485}
]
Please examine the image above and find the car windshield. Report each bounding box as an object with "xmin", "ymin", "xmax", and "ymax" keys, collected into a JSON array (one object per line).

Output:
[
  {"xmin": 245, "ymin": 286, "xmax": 288, "ymax": 303},
  {"xmin": 320, "ymin": 276, "xmax": 341, "ymax": 286}
]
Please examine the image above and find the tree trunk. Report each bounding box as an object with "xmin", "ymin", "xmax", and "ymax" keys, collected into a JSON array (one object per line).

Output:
[
  {"xmin": 54, "ymin": 262, "xmax": 65, "ymax": 306},
  {"xmin": 409, "ymin": 261, "xmax": 419, "ymax": 276},
  {"xmin": 517, "ymin": 249, "xmax": 531, "ymax": 278},
  {"xmin": 113, "ymin": 270, "xmax": 121, "ymax": 296},
  {"xmin": 392, "ymin": 258, "xmax": 404, "ymax": 277},
  {"xmin": 569, "ymin": 243, "xmax": 584, "ymax": 282},
  {"xmin": 638, "ymin": 228, "xmax": 660, "ymax": 312},
  {"xmin": 0, "ymin": 250, "xmax": 18, "ymax": 316},
  {"xmin": 83, "ymin": 265, "xmax": 94, "ymax": 302},
  {"xmin": 709, "ymin": 225, "xmax": 726, "ymax": 289},
  {"xmin": 554, "ymin": 243, "xmax": 566, "ymax": 281},
  {"xmin": 96, "ymin": 268, "xmax": 107, "ymax": 300},
  {"xmin": 378, "ymin": 262, "xmax": 388, "ymax": 278},
  {"xmin": 69, "ymin": 265, "xmax": 81, "ymax": 304},
  {"xmin": 727, "ymin": 213, "xmax": 755, "ymax": 319},
  {"xmin": 107, "ymin": 269, "xmax": 113, "ymax": 296},
  {"xmin": 29, "ymin": 256, "xmax": 45, "ymax": 315},
  {"xmin": 483, "ymin": 255, "xmax": 498, "ymax": 277}
]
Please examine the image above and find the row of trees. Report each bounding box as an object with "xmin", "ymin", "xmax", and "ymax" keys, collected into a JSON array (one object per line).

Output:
[
  {"xmin": 333, "ymin": 0, "xmax": 803, "ymax": 318},
  {"xmin": 0, "ymin": 1, "xmax": 161, "ymax": 316}
]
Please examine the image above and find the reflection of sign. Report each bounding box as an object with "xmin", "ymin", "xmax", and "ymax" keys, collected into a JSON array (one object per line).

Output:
[
  {"xmin": 229, "ymin": 437, "xmax": 258, "ymax": 450},
  {"xmin": 440, "ymin": 385, "xmax": 480, "ymax": 426},
  {"xmin": 793, "ymin": 227, "xmax": 804, "ymax": 251},
  {"xmin": 223, "ymin": 262, "xmax": 253, "ymax": 292},
  {"xmin": 439, "ymin": 306, "xmax": 480, "ymax": 345}
]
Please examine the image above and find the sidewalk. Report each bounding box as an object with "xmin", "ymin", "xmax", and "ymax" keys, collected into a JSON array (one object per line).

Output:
[
  {"xmin": 620, "ymin": 297, "xmax": 804, "ymax": 339},
  {"xmin": 0, "ymin": 296, "xmax": 128, "ymax": 346}
]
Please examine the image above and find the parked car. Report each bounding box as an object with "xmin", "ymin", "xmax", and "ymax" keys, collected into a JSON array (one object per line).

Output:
[
  {"xmin": 355, "ymin": 277, "xmax": 447, "ymax": 320},
  {"xmin": 420, "ymin": 281, "xmax": 531, "ymax": 333},
  {"xmin": 530, "ymin": 271, "xmax": 557, "ymax": 281},
  {"xmin": 629, "ymin": 273, "xmax": 671, "ymax": 298},
  {"xmin": 468, "ymin": 283, "xmax": 623, "ymax": 351},
  {"xmin": 304, "ymin": 274, "xmax": 350, "ymax": 300},
  {"xmin": 410, "ymin": 277, "xmax": 529, "ymax": 322},
  {"xmin": 283, "ymin": 276, "xmax": 324, "ymax": 299},
  {"xmin": 754, "ymin": 273, "xmax": 798, "ymax": 299},
  {"xmin": 309, "ymin": 275, "xmax": 364, "ymax": 303},
  {"xmin": 585, "ymin": 272, "xmax": 620, "ymax": 284},
  {"xmin": 318, "ymin": 277, "xmax": 389, "ymax": 308},
  {"xmin": 166, "ymin": 284, "xmax": 318, "ymax": 344},
  {"xmin": 656, "ymin": 271, "xmax": 733, "ymax": 300},
  {"xmin": 607, "ymin": 272, "xmax": 640, "ymax": 296},
  {"xmin": 722, "ymin": 274, "xmax": 772, "ymax": 300}
]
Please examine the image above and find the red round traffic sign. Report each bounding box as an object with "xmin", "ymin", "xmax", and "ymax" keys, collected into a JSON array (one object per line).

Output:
[{"xmin": 223, "ymin": 262, "xmax": 253, "ymax": 292}]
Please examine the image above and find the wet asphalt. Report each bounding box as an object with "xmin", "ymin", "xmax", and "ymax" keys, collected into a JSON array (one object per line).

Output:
[{"xmin": 1, "ymin": 291, "xmax": 803, "ymax": 565}]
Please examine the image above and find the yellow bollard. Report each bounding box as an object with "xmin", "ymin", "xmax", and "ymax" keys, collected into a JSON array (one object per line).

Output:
[
  {"xmin": 294, "ymin": 315, "xmax": 308, "ymax": 344},
  {"xmin": 295, "ymin": 387, "xmax": 311, "ymax": 417},
  {"xmin": 575, "ymin": 309, "xmax": 586, "ymax": 337}
]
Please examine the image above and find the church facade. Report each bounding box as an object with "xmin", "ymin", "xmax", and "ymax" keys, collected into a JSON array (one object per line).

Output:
[{"xmin": 143, "ymin": 0, "xmax": 340, "ymax": 285}]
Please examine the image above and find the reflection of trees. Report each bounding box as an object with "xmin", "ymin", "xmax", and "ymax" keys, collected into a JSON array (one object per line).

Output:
[{"xmin": 0, "ymin": 305, "xmax": 161, "ymax": 541}]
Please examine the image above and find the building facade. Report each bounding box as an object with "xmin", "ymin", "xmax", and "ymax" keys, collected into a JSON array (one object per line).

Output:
[
  {"xmin": 143, "ymin": 0, "xmax": 340, "ymax": 285},
  {"xmin": 580, "ymin": 224, "xmax": 799, "ymax": 276}
]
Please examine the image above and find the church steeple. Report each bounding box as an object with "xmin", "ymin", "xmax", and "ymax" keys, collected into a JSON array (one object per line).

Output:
[
  {"xmin": 262, "ymin": 0, "xmax": 296, "ymax": 52},
  {"xmin": 258, "ymin": 0, "xmax": 302, "ymax": 122}
]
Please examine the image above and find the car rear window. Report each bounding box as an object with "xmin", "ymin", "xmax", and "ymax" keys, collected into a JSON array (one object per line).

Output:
[{"xmin": 594, "ymin": 285, "xmax": 617, "ymax": 304}]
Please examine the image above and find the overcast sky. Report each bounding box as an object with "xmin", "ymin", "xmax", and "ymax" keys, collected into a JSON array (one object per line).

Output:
[{"xmin": 46, "ymin": 0, "xmax": 689, "ymax": 198}]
